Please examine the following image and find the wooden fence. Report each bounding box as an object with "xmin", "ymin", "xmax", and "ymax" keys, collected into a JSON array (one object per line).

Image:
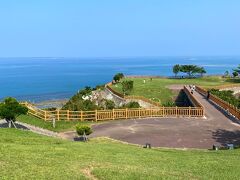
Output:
[
  {"xmin": 184, "ymin": 86, "xmax": 204, "ymax": 108},
  {"xmin": 22, "ymin": 103, "xmax": 204, "ymax": 122},
  {"xmin": 21, "ymin": 85, "xmax": 205, "ymax": 121},
  {"xmin": 196, "ymin": 86, "xmax": 240, "ymax": 120}
]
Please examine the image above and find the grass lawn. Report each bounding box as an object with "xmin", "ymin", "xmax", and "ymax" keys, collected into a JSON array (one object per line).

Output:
[
  {"xmin": 0, "ymin": 128, "xmax": 240, "ymax": 179},
  {"xmin": 17, "ymin": 115, "xmax": 95, "ymax": 132},
  {"xmin": 111, "ymin": 76, "xmax": 240, "ymax": 104}
]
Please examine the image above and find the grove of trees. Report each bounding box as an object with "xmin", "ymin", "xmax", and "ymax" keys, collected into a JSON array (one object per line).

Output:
[{"xmin": 172, "ymin": 64, "xmax": 206, "ymax": 77}]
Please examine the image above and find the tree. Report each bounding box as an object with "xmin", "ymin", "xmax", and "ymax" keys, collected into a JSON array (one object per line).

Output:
[
  {"xmin": 224, "ymin": 71, "xmax": 230, "ymax": 78},
  {"xmin": 197, "ymin": 67, "xmax": 206, "ymax": 77},
  {"xmin": 0, "ymin": 97, "xmax": 28, "ymax": 128},
  {"xmin": 232, "ymin": 71, "xmax": 238, "ymax": 78},
  {"xmin": 113, "ymin": 73, "xmax": 124, "ymax": 83},
  {"xmin": 180, "ymin": 65, "xmax": 198, "ymax": 77},
  {"xmin": 121, "ymin": 80, "xmax": 134, "ymax": 95},
  {"xmin": 233, "ymin": 65, "xmax": 240, "ymax": 74},
  {"xmin": 173, "ymin": 64, "xmax": 181, "ymax": 77},
  {"xmin": 76, "ymin": 124, "xmax": 93, "ymax": 141}
]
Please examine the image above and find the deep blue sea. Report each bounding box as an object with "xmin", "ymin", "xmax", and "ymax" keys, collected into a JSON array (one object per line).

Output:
[{"xmin": 0, "ymin": 56, "xmax": 239, "ymax": 102}]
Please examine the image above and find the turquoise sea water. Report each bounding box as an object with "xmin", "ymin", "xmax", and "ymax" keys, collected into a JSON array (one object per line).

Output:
[{"xmin": 0, "ymin": 57, "xmax": 239, "ymax": 102}]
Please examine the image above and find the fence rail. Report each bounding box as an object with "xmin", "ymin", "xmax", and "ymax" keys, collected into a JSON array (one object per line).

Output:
[
  {"xmin": 22, "ymin": 103, "xmax": 204, "ymax": 122},
  {"xmin": 196, "ymin": 86, "xmax": 240, "ymax": 120},
  {"xmin": 21, "ymin": 85, "xmax": 205, "ymax": 121}
]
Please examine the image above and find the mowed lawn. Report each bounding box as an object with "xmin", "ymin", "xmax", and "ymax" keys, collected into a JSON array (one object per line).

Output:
[
  {"xmin": 0, "ymin": 129, "xmax": 240, "ymax": 179},
  {"xmin": 17, "ymin": 114, "xmax": 95, "ymax": 132},
  {"xmin": 111, "ymin": 76, "xmax": 240, "ymax": 104}
]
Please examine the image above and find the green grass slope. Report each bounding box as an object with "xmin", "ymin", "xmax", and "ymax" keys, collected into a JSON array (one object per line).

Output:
[
  {"xmin": 17, "ymin": 115, "xmax": 94, "ymax": 132},
  {"xmin": 0, "ymin": 128, "xmax": 240, "ymax": 179},
  {"xmin": 111, "ymin": 76, "xmax": 239, "ymax": 104}
]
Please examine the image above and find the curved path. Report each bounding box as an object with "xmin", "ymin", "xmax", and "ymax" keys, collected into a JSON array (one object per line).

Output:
[{"xmin": 62, "ymin": 89, "xmax": 240, "ymax": 149}]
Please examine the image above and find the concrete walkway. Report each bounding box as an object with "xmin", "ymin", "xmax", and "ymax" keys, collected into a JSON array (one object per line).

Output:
[{"xmin": 86, "ymin": 89, "xmax": 240, "ymax": 149}]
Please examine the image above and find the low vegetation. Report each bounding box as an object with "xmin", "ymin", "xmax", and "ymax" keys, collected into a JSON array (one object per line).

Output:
[
  {"xmin": 17, "ymin": 115, "xmax": 94, "ymax": 132},
  {"xmin": 210, "ymin": 89, "xmax": 240, "ymax": 108},
  {"xmin": 121, "ymin": 80, "xmax": 134, "ymax": 95},
  {"xmin": 1, "ymin": 128, "xmax": 240, "ymax": 179},
  {"xmin": 76, "ymin": 124, "xmax": 93, "ymax": 136},
  {"xmin": 113, "ymin": 73, "xmax": 124, "ymax": 83},
  {"xmin": 62, "ymin": 86, "xmax": 98, "ymax": 111}
]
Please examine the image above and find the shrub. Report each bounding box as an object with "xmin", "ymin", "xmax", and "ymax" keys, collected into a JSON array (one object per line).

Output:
[
  {"xmin": 232, "ymin": 71, "xmax": 238, "ymax": 78},
  {"xmin": 0, "ymin": 97, "xmax": 28, "ymax": 123},
  {"xmin": 76, "ymin": 124, "xmax": 93, "ymax": 136},
  {"xmin": 123, "ymin": 102, "xmax": 140, "ymax": 108},
  {"xmin": 122, "ymin": 80, "xmax": 134, "ymax": 95},
  {"xmin": 44, "ymin": 107, "xmax": 57, "ymax": 111},
  {"xmin": 210, "ymin": 89, "xmax": 240, "ymax": 108},
  {"xmin": 95, "ymin": 84, "xmax": 105, "ymax": 90},
  {"xmin": 162, "ymin": 101, "xmax": 176, "ymax": 107},
  {"xmin": 113, "ymin": 73, "xmax": 124, "ymax": 83},
  {"xmin": 105, "ymin": 99, "xmax": 115, "ymax": 109}
]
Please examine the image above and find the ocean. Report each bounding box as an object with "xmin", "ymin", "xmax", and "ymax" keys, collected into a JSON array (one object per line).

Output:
[{"xmin": 0, "ymin": 56, "xmax": 239, "ymax": 103}]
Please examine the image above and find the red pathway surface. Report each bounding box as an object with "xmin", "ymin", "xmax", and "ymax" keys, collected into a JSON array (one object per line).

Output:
[{"xmin": 61, "ymin": 89, "xmax": 240, "ymax": 149}]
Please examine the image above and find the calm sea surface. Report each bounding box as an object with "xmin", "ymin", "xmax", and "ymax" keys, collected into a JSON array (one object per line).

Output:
[{"xmin": 0, "ymin": 57, "xmax": 239, "ymax": 102}]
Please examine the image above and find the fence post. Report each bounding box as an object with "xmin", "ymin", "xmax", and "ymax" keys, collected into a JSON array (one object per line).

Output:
[
  {"xmin": 112, "ymin": 109, "xmax": 115, "ymax": 120},
  {"xmin": 67, "ymin": 110, "xmax": 70, "ymax": 121},
  {"xmin": 95, "ymin": 110, "xmax": 98, "ymax": 122},
  {"xmin": 176, "ymin": 106, "xmax": 178, "ymax": 117},
  {"xmin": 81, "ymin": 111, "xmax": 83, "ymax": 121},
  {"xmin": 57, "ymin": 109, "xmax": 60, "ymax": 121},
  {"xmin": 162, "ymin": 107, "xmax": 165, "ymax": 117},
  {"xmin": 44, "ymin": 111, "xmax": 47, "ymax": 121},
  {"xmin": 126, "ymin": 108, "xmax": 128, "ymax": 119},
  {"xmin": 139, "ymin": 108, "xmax": 141, "ymax": 119},
  {"xmin": 189, "ymin": 106, "xmax": 191, "ymax": 117}
]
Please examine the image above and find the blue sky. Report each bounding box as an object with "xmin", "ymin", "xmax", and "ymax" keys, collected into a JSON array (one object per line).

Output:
[{"xmin": 0, "ymin": 0, "xmax": 239, "ymax": 57}]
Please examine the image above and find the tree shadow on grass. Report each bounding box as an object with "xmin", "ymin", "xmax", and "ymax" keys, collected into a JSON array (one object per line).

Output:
[
  {"xmin": 225, "ymin": 78, "xmax": 240, "ymax": 83},
  {"xmin": 0, "ymin": 122, "xmax": 29, "ymax": 130},
  {"xmin": 212, "ymin": 129, "xmax": 240, "ymax": 146}
]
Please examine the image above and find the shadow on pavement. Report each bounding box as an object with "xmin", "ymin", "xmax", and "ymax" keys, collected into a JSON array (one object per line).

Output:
[{"xmin": 212, "ymin": 129, "xmax": 240, "ymax": 146}]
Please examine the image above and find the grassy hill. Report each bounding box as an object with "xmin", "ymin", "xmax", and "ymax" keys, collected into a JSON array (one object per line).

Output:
[
  {"xmin": 17, "ymin": 114, "xmax": 94, "ymax": 132},
  {"xmin": 1, "ymin": 128, "xmax": 240, "ymax": 179},
  {"xmin": 111, "ymin": 76, "xmax": 239, "ymax": 104}
]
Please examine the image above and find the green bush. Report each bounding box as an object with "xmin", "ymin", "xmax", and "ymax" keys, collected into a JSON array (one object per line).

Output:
[
  {"xmin": 44, "ymin": 107, "xmax": 57, "ymax": 111},
  {"xmin": 62, "ymin": 86, "xmax": 98, "ymax": 111},
  {"xmin": 232, "ymin": 71, "xmax": 238, "ymax": 78},
  {"xmin": 113, "ymin": 73, "xmax": 124, "ymax": 83},
  {"xmin": 122, "ymin": 102, "xmax": 140, "ymax": 108},
  {"xmin": 76, "ymin": 124, "xmax": 93, "ymax": 136},
  {"xmin": 105, "ymin": 99, "xmax": 115, "ymax": 109},
  {"xmin": 210, "ymin": 89, "xmax": 240, "ymax": 108},
  {"xmin": 162, "ymin": 101, "xmax": 176, "ymax": 107},
  {"xmin": 122, "ymin": 80, "xmax": 134, "ymax": 95},
  {"xmin": 0, "ymin": 97, "xmax": 28, "ymax": 122}
]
